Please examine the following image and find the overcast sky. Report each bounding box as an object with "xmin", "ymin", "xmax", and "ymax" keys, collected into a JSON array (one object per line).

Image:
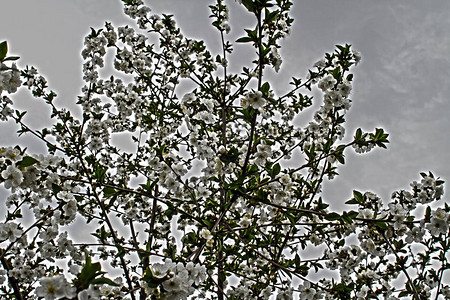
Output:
[{"xmin": 1, "ymin": 0, "xmax": 449, "ymax": 210}]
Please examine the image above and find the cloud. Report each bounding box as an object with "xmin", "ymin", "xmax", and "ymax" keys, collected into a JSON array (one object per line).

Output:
[
  {"xmin": 68, "ymin": 0, "xmax": 120, "ymax": 17},
  {"xmin": 372, "ymin": 3, "xmax": 450, "ymax": 100}
]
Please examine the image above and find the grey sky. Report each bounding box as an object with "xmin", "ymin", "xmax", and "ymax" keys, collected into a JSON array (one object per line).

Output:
[{"xmin": 1, "ymin": 0, "xmax": 449, "ymax": 210}]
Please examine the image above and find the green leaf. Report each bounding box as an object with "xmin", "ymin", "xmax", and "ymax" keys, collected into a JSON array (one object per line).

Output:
[
  {"xmin": 425, "ymin": 206, "xmax": 431, "ymax": 221},
  {"xmin": 219, "ymin": 147, "xmax": 239, "ymax": 164},
  {"xmin": 2, "ymin": 56, "xmax": 19, "ymax": 62},
  {"xmin": 115, "ymin": 245, "xmax": 126, "ymax": 258},
  {"xmin": 333, "ymin": 282, "xmax": 354, "ymax": 293},
  {"xmin": 271, "ymin": 163, "xmax": 281, "ymax": 178},
  {"xmin": 345, "ymin": 198, "xmax": 359, "ymax": 205},
  {"xmin": 331, "ymin": 66, "xmax": 341, "ymax": 80},
  {"xmin": 92, "ymin": 226, "xmax": 110, "ymax": 243},
  {"xmin": 325, "ymin": 212, "xmax": 341, "ymax": 221},
  {"xmin": 355, "ymin": 128, "xmax": 363, "ymax": 140},
  {"xmin": 241, "ymin": 0, "xmax": 256, "ymax": 12},
  {"xmin": 0, "ymin": 41, "xmax": 7, "ymax": 60},
  {"xmin": 264, "ymin": 9, "xmax": 279, "ymax": 24},
  {"xmin": 103, "ymin": 187, "xmax": 116, "ymax": 198},
  {"xmin": 75, "ymin": 254, "xmax": 102, "ymax": 290},
  {"xmin": 294, "ymin": 253, "xmax": 301, "ymax": 268},
  {"xmin": 94, "ymin": 165, "xmax": 107, "ymax": 182},
  {"xmin": 370, "ymin": 128, "xmax": 390, "ymax": 148},
  {"xmin": 286, "ymin": 213, "xmax": 296, "ymax": 226},
  {"xmin": 305, "ymin": 143, "xmax": 315, "ymax": 160},
  {"xmin": 17, "ymin": 156, "xmax": 39, "ymax": 168},
  {"xmin": 374, "ymin": 221, "xmax": 388, "ymax": 230},
  {"xmin": 74, "ymin": 253, "xmax": 118, "ymax": 290},
  {"xmin": 398, "ymin": 291, "xmax": 411, "ymax": 298},
  {"xmin": 52, "ymin": 183, "xmax": 63, "ymax": 195},
  {"xmin": 90, "ymin": 277, "xmax": 119, "ymax": 286},
  {"xmin": 342, "ymin": 210, "xmax": 358, "ymax": 224},
  {"xmin": 353, "ymin": 190, "xmax": 363, "ymax": 204},
  {"xmin": 260, "ymin": 82, "xmax": 270, "ymax": 95},
  {"xmin": 236, "ymin": 36, "xmax": 254, "ymax": 43}
]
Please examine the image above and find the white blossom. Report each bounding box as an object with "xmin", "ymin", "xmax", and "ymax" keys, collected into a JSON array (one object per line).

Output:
[{"xmin": 35, "ymin": 275, "xmax": 76, "ymax": 300}]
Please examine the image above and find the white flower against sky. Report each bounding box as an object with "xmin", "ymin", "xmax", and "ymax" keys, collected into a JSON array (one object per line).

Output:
[
  {"xmin": 163, "ymin": 174, "xmax": 179, "ymax": 191},
  {"xmin": 337, "ymin": 81, "xmax": 352, "ymax": 97},
  {"xmin": 324, "ymin": 90, "xmax": 343, "ymax": 107},
  {"xmin": 421, "ymin": 175, "xmax": 436, "ymax": 187},
  {"xmin": 1, "ymin": 164, "xmax": 23, "ymax": 190},
  {"xmin": 35, "ymin": 275, "xmax": 76, "ymax": 300},
  {"xmin": 318, "ymin": 74, "xmax": 336, "ymax": 92},
  {"xmin": 0, "ymin": 95, "xmax": 14, "ymax": 120},
  {"xmin": 185, "ymin": 262, "xmax": 206, "ymax": 286},
  {"xmin": 388, "ymin": 203, "xmax": 407, "ymax": 217},
  {"xmin": 161, "ymin": 270, "xmax": 189, "ymax": 292},
  {"xmin": 405, "ymin": 226, "xmax": 425, "ymax": 243},
  {"xmin": 193, "ymin": 110, "xmax": 215, "ymax": 124},
  {"xmin": 361, "ymin": 238, "xmax": 384, "ymax": 256},
  {"xmin": 434, "ymin": 184, "xmax": 444, "ymax": 200},
  {"xmin": 0, "ymin": 222, "xmax": 22, "ymax": 242},
  {"xmin": 358, "ymin": 208, "xmax": 374, "ymax": 219},
  {"xmin": 0, "ymin": 269, "xmax": 6, "ymax": 284},
  {"xmin": 199, "ymin": 228, "xmax": 212, "ymax": 240},
  {"xmin": 182, "ymin": 92, "xmax": 196, "ymax": 104},
  {"xmin": 279, "ymin": 173, "xmax": 291, "ymax": 185},
  {"xmin": 41, "ymin": 243, "xmax": 58, "ymax": 260},
  {"xmin": 200, "ymin": 98, "xmax": 215, "ymax": 112},
  {"xmin": 3, "ymin": 147, "xmax": 21, "ymax": 161},
  {"xmin": 313, "ymin": 58, "xmax": 327, "ymax": 69},
  {"xmin": 239, "ymin": 214, "xmax": 252, "ymax": 228},
  {"xmin": 356, "ymin": 285, "xmax": 370, "ymax": 299},
  {"xmin": 259, "ymin": 286, "xmax": 272, "ymax": 300},
  {"xmin": 89, "ymin": 136, "xmax": 103, "ymax": 152},
  {"xmin": 57, "ymin": 232, "xmax": 74, "ymax": 253},
  {"xmin": 78, "ymin": 284, "xmax": 101, "ymax": 300},
  {"xmin": 352, "ymin": 50, "xmax": 362, "ymax": 65},
  {"xmin": 150, "ymin": 262, "xmax": 172, "ymax": 279},
  {"xmin": 241, "ymin": 91, "xmax": 266, "ymax": 110},
  {"xmin": 432, "ymin": 208, "xmax": 448, "ymax": 220},
  {"xmin": 298, "ymin": 282, "xmax": 318, "ymax": 300},
  {"xmin": 427, "ymin": 215, "xmax": 449, "ymax": 237},
  {"xmin": 39, "ymin": 225, "xmax": 59, "ymax": 242},
  {"xmin": 57, "ymin": 191, "xmax": 75, "ymax": 202},
  {"xmin": 0, "ymin": 63, "xmax": 22, "ymax": 94},
  {"xmin": 0, "ymin": 0, "xmax": 448, "ymax": 298},
  {"xmin": 196, "ymin": 185, "xmax": 212, "ymax": 199},
  {"xmin": 269, "ymin": 46, "xmax": 282, "ymax": 72},
  {"xmin": 276, "ymin": 287, "xmax": 294, "ymax": 300},
  {"xmin": 309, "ymin": 233, "xmax": 323, "ymax": 246}
]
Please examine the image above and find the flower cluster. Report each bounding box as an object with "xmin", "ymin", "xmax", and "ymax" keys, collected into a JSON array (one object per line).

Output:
[
  {"xmin": 0, "ymin": 222, "xmax": 22, "ymax": 242},
  {"xmin": 144, "ymin": 259, "xmax": 207, "ymax": 299},
  {"xmin": 0, "ymin": 45, "xmax": 22, "ymax": 120},
  {"xmin": 0, "ymin": 62, "xmax": 21, "ymax": 95},
  {"xmin": 35, "ymin": 275, "xmax": 76, "ymax": 300},
  {"xmin": 241, "ymin": 90, "xmax": 266, "ymax": 110}
]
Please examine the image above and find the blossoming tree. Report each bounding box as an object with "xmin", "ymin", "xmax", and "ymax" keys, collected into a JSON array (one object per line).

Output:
[{"xmin": 0, "ymin": 0, "xmax": 449, "ymax": 299}]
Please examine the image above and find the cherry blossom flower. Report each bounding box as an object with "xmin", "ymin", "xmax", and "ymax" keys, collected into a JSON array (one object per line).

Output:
[
  {"xmin": 1, "ymin": 164, "xmax": 23, "ymax": 191},
  {"xmin": 0, "ymin": 222, "xmax": 22, "ymax": 242},
  {"xmin": 35, "ymin": 275, "xmax": 76, "ymax": 300},
  {"xmin": 242, "ymin": 91, "xmax": 266, "ymax": 110},
  {"xmin": 78, "ymin": 284, "xmax": 101, "ymax": 300},
  {"xmin": 427, "ymin": 215, "xmax": 449, "ymax": 236}
]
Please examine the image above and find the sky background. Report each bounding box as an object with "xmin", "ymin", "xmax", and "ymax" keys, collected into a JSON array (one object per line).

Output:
[{"xmin": 1, "ymin": 0, "xmax": 450, "ymax": 211}]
